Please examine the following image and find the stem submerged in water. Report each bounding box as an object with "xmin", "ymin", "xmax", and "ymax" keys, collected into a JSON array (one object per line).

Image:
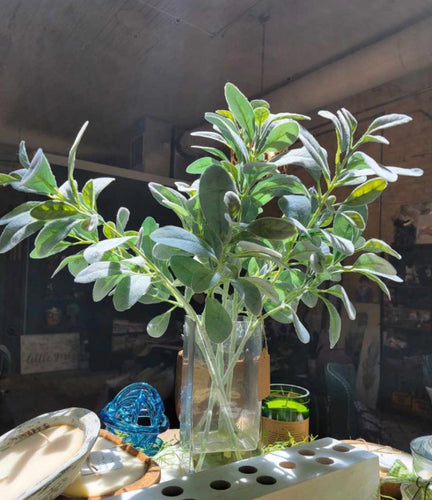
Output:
[{"xmin": 181, "ymin": 319, "xmax": 262, "ymax": 472}]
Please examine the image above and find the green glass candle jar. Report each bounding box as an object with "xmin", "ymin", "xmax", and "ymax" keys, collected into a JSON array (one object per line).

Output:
[{"xmin": 261, "ymin": 384, "xmax": 310, "ymax": 445}]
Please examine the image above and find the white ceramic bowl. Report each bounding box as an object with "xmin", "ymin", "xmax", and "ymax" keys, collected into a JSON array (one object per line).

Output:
[{"xmin": 0, "ymin": 407, "xmax": 100, "ymax": 500}]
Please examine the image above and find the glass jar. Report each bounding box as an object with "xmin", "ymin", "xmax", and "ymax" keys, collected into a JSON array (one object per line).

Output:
[{"xmin": 261, "ymin": 383, "xmax": 310, "ymax": 445}]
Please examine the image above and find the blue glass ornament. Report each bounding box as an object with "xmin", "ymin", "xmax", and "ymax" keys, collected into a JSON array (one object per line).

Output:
[{"xmin": 100, "ymin": 382, "xmax": 169, "ymax": 456}]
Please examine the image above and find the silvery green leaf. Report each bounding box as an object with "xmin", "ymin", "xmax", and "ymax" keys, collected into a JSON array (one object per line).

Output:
[
  {"xmin": 30, "ymin": 201, "xmax": 78, "ymax": 220},
  {"xmin": 278, "ymin": 195, "xmax": 312, "ymax": 226},
  {"xmin": 237, "ymin": 241, "xmax": 282, "ymax": 259},
  {"xmin": 199, "ymin": 165, "xmax": 235, "ymax": 239},
  {"xmin": 299, "ymin": 127, "xmax": 330, "ymax": 179},
  {"xmin": 260, "ymin": 119, "xmax": 299, "ymax": 153},
  {"xmin": 18, "ymin": 141, "xmax": 30, "ymax": 168},
  {"xmin": 326, "ymin": 284, "xmax": 356, "ymax": 320},
  {"xmin": 344, "ymin": 178, "xmax": 387, "ymax": 206},
  {"xmin": 150, "ymin": 226, "xmax": 215, "ymax": 258},
  {"xmin": 116, "ymin": 207, "xmax": 130, "ymax": 233},
  {"xmin": 352, "ymin": 252, "xmax": 399, "ymax": 278},
  {"xmin": 204, "ymin": 297, "xmax": 232, "ymax": 343},
  {"xmin": 224, "ymin": 82, "xmax": 256, "ymax": 141},
  {"xmin": 75, "ymin": 261, "xmax": 125, "ymax": 283},
  {"xmin": 292, "ymin": 310, "xmax": 310, "ymax": 343},
  {"xmin": 366, "ymin": 113, "xmax": 411, "ymax": 134},
  {"xmin": 0, "ymin": 215, "xmax": 44, "ymax": 254},
  {"xmin": 318, "ymin": 110, "xmax": 348, "ymax": 152},
  {"xmin": 0, "ymin": 202, "xmax": 41, "ymax": 225},
  {"xmin": 32, "ymin": 219, "xmax": 79, "ymax": 258},
  {"xmin": 113, "ymin": 274, "xmax": 151, "ymax": 311},
  {"xmin": 93, "ymin": 275, "xmax": 122, "ymax": 302},
  {"xmin": 232, "ymin": 278, "xmax": 262, "ymax": 315},
  {"xmin": 340, "ymin": 108, "xmax": 357, "ymax": 134},
  {"xmin": 244, "ymin": 277, "xmax": 279, "ymax": 303},
  {"xmin": 186, "ymin": 157, "xmax": 214, "ymax": 174},
  {"xmin": 350, "ymin": 152, "xmax": 397, "ymax": 182},
  {"xmin": 147, "ymin": 310, "xmax": 172, "ymax": 338},
  {"xmin": 84, "ymin": 236, "xmax": 135, "ymax": 263},
  {"xmin": 248, "ymin": 217, "xmax": 296, "ymax": 240},
  {"xmin": 321, "ymin": 297, "xmax": 341, "ymax": 348},
  {"xmin": 321, "ymin": 230, "xmax": 355, "ymax": 255},
  {"xmin": 358, "ymin": 239, "xmax": 401, "ymax": 259},
  {"xmin": 92, "ymin": 177, "xmax": 115, "ymax": 198},
  {"xmin": 68, "ymin": 121, "xmax": 88, "ymax": 180},
  {"xmin": 190, "ymin": 145, "xmax": 229, "ymax": 162},
  {"xmin": 273, "ymin": 146, "xmax": 323, "ymax": 181},
  {"xmin": 17, "ymin": 149, "xmax": 57, "ymax": 194}
]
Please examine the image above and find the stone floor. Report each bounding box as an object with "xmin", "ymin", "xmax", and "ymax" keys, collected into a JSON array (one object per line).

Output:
[{"xmin": 378, "ymin": 410, "xmax": 431, "ymax": 452}]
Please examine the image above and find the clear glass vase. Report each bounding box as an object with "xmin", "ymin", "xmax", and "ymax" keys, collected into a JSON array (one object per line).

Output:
[{"xmin": 179, "ymin": 317, "xmax": 262, "ymax": 471}]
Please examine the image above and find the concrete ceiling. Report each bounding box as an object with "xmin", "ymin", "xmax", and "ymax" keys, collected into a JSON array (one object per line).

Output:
[{"xmin": 1, "ymin": 0, "xmax": 432, "ymax": 165}]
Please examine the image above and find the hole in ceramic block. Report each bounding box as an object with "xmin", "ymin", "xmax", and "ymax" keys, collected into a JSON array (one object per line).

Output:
[
  {"xmin": 298, "ymin": 449, "xmax": 316, "ymax": 456},
  {"xmin": 161, "ymin": 486, "xmax": 184, "ymax": 497},
  {"xmin": 239, "ymin": 465, "xmax": 258, "ymax": 474},
  {"xmin": 256, "ymin": 475, "xmax": 277, "ymax": 485},
  {"xmin": 316, "ymin": 457, "xmax": 334, "ymax": 465},
  {"xmin": 333, "ymin": 445, "xmax": 350, "ymax": 453},
  {"xmin": 279, "ymin": 460, "xmax": 297, "ymax": 469},
  {"xmin": 210, "ymin": 480, "xmax": 231, "ymax": 490}
]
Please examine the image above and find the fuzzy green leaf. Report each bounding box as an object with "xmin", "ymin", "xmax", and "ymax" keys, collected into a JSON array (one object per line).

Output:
[
  {"xmin": 17, "ymin": 149, "xmax": 57, "ymax": 194},
  {"xmin": 18, "ymin": 141, "xmax": 30, "ymax": 168},
  {"xmin": 359, "ymin": 239, "xmax": 401, "ymax": 259},
  {"xmin": 93, "ymin": 275, "xmax": 122, "ymax": 302},
  {"xmin": 116, "ymin": 207, "xmax": 130, "ymax": 232},
  {"xmin": 322, "ymin": 298, "xmax": 341, "ymax": 348},
  {"xmin": 30, "ymin": 201, "xmax": 79, "ymax": 220},
  {"xmin": 68, "ymin": 122, "xmax": 89, "ymax": 180},
  {"xmin": 232, "ymin": 278, "xmax": 262, "ymax": 315},
  {"xmin": 170, "ymin": 255, "xmax": 216, "ymax": 292},
  {"xmin": 151, "ymin": 226, "xmax": 215, "ymax": 258},
  {"xmin": 261, "ymin": 120, "xmax": 299, "ymax": 153},
  {"xmin": 326, "ymin": 284, "xmax": 356, "ymax": 320},
  {"xmin": 32, "ymin": 219, "xmax": 79, "ymax": 258},
  {"xmin": 352, "ymin": 252, "xmax": 398, "ymax": 277},
  {"xmin": 244, "ymin": 277, "xmax": 279, "ymax": 303},
  {"xmin": 204, "ymin": 297, "xmax": 232, "ymax": 343},
  {"xmin": 92, "ymin": 177, "xmax": 115, "ymax": 198},
  {"xmin": 113, "ymin": 274, "xmax": 151, "ymax": 311},
  {"xmin": 273, "ymin": 146, "xmax": 323, "ymax": 181},
  {"xmin": 0, "ymin": 214, "xmax": 44, "ymax": 254},
  {"xmin": 186, "ymin": 157, "xmax": 214, "ymax": 174},
  {"xmin": 199, "ymin": 164, "xmax": 235, "ymax": 240},
  {"xmin": 51, "ymin": 254, "xmax": 84, "ymax": 277},
  {"xmin": 366, "ymin": 113, "xmax": 411, "ymax": 134},
  {"xmin": 0, "ymin": 173, "xmax": 18, "ymax": 186},
  {"xmin": 84, "ymin": 236, "xmax": 135, "ymax": 263},
  {"xmin": 292, "ymin": 310, "xmax": 311, "ymax": 344},
  {"xmin": 278, "ymin": 195, "xmax": 311, "ymax": 226},
  {"xmin": 224, "ymin": 82, "xmax": 256, "ymax": 141},
  {"xmin": 82, "ymin": 180, "xmax": 95, "ymax": 208},
  {"xmin": 248, "ymin": 217, "xmax": 296, "ymax": 240},
  {"xmin": 321, "ymin": 230, "xmax": 355, "ymax": 255},
  {"xmin": 349, "ymin": 152, "xmax": 397, "ymax": 182},
  {"xmin": 344, "ymin": 178, "xmax": 387, "ymax": 207},
  {"xmin": 298, "ymin": 127, "xmax": 330, "ymax": 179},
  {"xmin": 147, "ymin": 310, "xmax": 172, "ymax": 338},
  {"xmin": 75, "ymin": 261, "xmax": 125, "ymax": 283},
  {"xmin": 0, "ymin": 202, "xmax": 41, "ymax": 225}
]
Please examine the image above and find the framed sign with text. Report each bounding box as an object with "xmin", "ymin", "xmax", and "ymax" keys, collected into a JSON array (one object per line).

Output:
[{"xmin": 20, "ymin": 333, "xmax": 80, "ymax": 374}]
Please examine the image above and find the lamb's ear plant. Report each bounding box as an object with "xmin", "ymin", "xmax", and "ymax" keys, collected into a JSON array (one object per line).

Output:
[{"xmin": 0, "ymin": 83, "xmax": 422, "ymax": 466}]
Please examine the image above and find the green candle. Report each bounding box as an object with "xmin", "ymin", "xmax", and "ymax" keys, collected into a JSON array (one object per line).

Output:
[{"xmin": 262, "ymin": 385, "xmax": 310, "ymax": 422}]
